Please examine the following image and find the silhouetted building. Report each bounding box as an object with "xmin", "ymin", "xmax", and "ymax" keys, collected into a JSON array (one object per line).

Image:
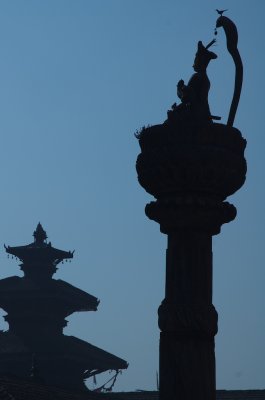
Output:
[{"xmin": 0, "ymin": 224, "xmax": 127, "ymax": 391}]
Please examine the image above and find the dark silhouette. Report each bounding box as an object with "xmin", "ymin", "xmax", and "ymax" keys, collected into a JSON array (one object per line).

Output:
[
  {"xmin": 216, "ymin": 9, "xmax": 228, "ymax": 16},
  {"xmin": 0, "ymin": 224, "xmax": 127, "ymax": 391},
  {"xmin": 177, "ymin": 40, "xmax": 217, "ymax": 121},
  {"xmin": 136, "ymin": 14, "xmax": 246, "ymax": 400},
  {"xmin": 167, "ymin": 40, "xmax": 219, "ymax": 124},
  {"xmin": 215, "ymin": 14, "xmax": 243, "ymax": 127}
]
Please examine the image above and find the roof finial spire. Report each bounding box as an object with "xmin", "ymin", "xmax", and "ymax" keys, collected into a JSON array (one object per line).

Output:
[{"xmin": 33, "ymin": 223, "xmax": 47, "ymax": 244}]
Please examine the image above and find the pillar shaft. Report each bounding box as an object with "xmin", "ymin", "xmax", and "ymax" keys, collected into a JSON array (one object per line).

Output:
[
  {"xmin": 159, "ymin": 231, "xmax": 217, "ymax": 400},
  {"xmin": 165, "ymin": 232, "xmax": 213, "ymax": 304}
]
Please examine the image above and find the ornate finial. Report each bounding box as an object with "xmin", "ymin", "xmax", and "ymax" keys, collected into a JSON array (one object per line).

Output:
[
  {"xmin": 216, "ymin": 9, "xmax": 228, "ymax": 16},
  {"xmin": 33, "ymin": 223, "xmax": 48, "ymax": 244}
]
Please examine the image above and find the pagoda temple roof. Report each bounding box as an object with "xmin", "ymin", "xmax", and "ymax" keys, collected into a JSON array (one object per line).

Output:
[
  {"xmin": 0, "ymin": 331, "xmax": 128, "ymax": 372},
  {"xmin": 4, "ymin": 223, "xmax": 74, "ymax": 266},
  {"xmin": 62, "ymin": 336, "xmax": 128, "ymax": 372},
  {"xmin": 0, "ymin": 276, "xmax": 99, "ymax": 313},
  {"xmin": 5, "ymin": 243, "xmax": 73, "ymax": 264}
]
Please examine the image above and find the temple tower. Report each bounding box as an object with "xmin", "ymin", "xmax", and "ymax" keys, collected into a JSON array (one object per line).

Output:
[
  {"xmin": 0, "ymin": 224, "xmax": 127, "ymax": 391},
  {"xmin": 136, "ymin": 15, "xmax": 246, "ymax": 400}
]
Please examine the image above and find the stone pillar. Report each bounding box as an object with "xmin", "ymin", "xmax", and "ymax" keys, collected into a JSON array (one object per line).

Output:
[{"xmin": 136, "ymin": 121, "xmax": 246, "ymax": 400}]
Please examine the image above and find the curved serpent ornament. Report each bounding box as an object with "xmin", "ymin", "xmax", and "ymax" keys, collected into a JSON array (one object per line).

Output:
[{"xmin": 216, "ymin": 16, "xmax": 243, "ymax": 127}]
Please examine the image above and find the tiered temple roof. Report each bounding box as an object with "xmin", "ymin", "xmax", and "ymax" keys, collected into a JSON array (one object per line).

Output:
[{"xmin": 0, "ymin": 224, "xmax": 127, "ymax": 391}]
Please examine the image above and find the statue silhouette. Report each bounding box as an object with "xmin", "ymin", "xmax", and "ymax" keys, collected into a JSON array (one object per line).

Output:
[{"xmin": 167, "ymin": 40, "xmax": 219, "ymax": 124}]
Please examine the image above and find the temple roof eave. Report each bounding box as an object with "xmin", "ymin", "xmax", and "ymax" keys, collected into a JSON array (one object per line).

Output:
[
  {"xmin": 0, "ymin": 331, "xmax": 128, "ymax": 372},
  {"xmin": 0, "ymin": 276, "xmax": 100, "ymax": 313},
  {"xmin": 62, "ymin": 336, "xmax": 129, "ymax": 372},
  {"xmin": 4, "ymin": 243, "xmax": 74, "ymax": 263}
]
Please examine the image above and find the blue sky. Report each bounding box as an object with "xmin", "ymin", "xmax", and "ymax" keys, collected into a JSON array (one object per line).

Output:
[{"xmin": 0, "ymin": 0, "xmax": 264, "ymax": 392}]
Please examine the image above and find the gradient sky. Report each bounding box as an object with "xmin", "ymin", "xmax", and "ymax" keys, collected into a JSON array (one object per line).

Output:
[{"xmin": 0, "ymin": 0, "xmax": 264, "ymax": 392}]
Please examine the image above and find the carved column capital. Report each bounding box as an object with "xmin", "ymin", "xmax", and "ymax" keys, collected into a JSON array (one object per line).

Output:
[
  {"xmin": 158, "ymin": 300, "xmax": 218, "ymax": 340},
  {"xmin": 146, "ymin": 196, "xmax": 236, "ymax": 235},
  {"xmin": 136, "ymin": 122, "xmax": 247, "ymax": 234}
]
